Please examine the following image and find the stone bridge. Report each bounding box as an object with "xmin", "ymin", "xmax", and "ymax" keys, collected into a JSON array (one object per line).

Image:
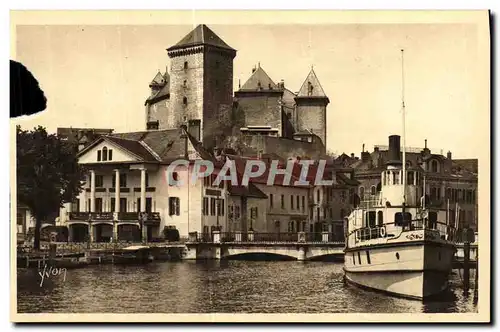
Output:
[{"xmin": 184, "ymin": 231, "xmax": 345, "ymax": 261}]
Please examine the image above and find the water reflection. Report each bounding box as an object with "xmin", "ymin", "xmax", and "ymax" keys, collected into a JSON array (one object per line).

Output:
[{"xmin": 17, "ymin": 261, "xmax": 478, "ymax": 314}]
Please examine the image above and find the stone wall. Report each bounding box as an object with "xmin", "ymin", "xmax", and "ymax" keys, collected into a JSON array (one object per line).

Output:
[
  {"xmin": 241, "ymin": 135, "xmax": 325, "ymax": 160},
  {"xmin": 296, "ymin": 98, "xmax": 327, "ymax": 145}
]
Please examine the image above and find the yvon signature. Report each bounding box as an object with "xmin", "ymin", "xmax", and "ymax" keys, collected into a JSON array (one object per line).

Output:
[{"xmin": 39, "ymin": 264, "xmax": 67, "ymax": 287}]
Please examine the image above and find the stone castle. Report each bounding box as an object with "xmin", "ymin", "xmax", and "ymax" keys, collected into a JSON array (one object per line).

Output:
[{"xmin": 144, "ymin": 24, "xmax": 329, "ymax": 160}]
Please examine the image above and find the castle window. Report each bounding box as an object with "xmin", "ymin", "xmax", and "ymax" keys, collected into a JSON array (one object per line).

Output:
[
  {"xmin": 183, "ymin": 61, "xmax": 188, "ymax": 70},
  {"xmin": 102, "ymin": 147, "xmax": 108, "ymax": 161},
  {"xmin": 307, "ymin": 81, "xmax": 313, "ymax": 96},
  {"xmin": 183, "ymin": 97, "xmax": 187, "ymax": 106}
]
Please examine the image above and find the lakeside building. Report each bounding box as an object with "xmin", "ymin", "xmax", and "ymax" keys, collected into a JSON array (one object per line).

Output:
[
  {"xmin": 57, "ymin": 126, "xmax": 358, "ymax": 242},
  {"xmin": 338, "ymin": 138, "xmax": 478, "ymax": 233}
]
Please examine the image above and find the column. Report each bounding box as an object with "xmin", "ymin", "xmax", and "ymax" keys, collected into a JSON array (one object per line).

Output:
[
  {"xmin": 68, "ymin": 226, "xmax": 73, "ymax": 242},
  {"xmin": 140, "ymin": 168, "xmax": 147, "ymax": 242},
  {"xmin": 114, "ymin": 169, "xmax": 121, "ymax": 212},
  {"xmin": 113, "ymin": 223, "xmax": 118, "ymax": 242},
  {"xmin": 88, "ymin": 224, "xmax": 94, "ymax": 243},
  {"xmin": 140, "ymin": 168, "xmax": 147, "ymax": 212},
  {"xmin": 90, "ymin": 170, "xmax": 96, "ymax": 213}
]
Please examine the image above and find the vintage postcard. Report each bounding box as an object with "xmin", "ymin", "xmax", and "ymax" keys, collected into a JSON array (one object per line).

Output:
[{"xmin": 10, "ymin": 10, "xmax": 490, "ymax": 323}]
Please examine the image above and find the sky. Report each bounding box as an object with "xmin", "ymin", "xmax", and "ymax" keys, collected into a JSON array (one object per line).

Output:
[{"xmin": 12, "ymin": 17, "xmax": 488, "ymax": 159}]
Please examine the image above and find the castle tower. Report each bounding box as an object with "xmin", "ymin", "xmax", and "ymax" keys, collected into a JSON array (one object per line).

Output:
[
  {"xmin": 234, "ymin": 64, "xmax": 285, "ymax": 137},
  {"xmin": 145, "ymin": 70, "xmax": 170, "ymax": 130},
  {"xmin": 166, "ymin": 24, "xmax": 236, "ymax": 148},
  {"xmin": 295, "ymin": 68, "xmax": 329, "ymax": 146}
]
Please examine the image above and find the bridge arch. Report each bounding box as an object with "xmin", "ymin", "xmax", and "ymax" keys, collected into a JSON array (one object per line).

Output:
[{"xmin": 225, "ymin": 251, "xmax": 297, "ymax": 261}]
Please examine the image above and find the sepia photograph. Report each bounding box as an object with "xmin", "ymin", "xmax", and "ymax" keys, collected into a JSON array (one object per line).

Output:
[{"xmin": 9, "ymin": 9, "xmax": 490, "ymax": 323}]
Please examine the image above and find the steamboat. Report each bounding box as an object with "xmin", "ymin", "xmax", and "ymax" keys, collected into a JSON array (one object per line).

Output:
[{"xmin": 343, "ymin": 50, "xmax": 457, "ymax": 300}]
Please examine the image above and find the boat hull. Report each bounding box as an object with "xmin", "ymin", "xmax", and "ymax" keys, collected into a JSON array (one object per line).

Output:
[
  {"xmin": 344, "ymin": 269, "xmax": 449, "ymax": 299},
  {"xmin": 343, "ymin": 239, "xmax": 455, "ymax": 300}
]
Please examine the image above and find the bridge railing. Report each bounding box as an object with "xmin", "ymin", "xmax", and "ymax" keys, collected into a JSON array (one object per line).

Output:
[{"xmin": 188, "ymin": 231, "xmax": 345, "ymax": 244}]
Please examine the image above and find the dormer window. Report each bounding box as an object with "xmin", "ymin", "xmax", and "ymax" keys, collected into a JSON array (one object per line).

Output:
[{"xmin": 97, "ymin": 146, "xmax": 113, "ymax": 162}]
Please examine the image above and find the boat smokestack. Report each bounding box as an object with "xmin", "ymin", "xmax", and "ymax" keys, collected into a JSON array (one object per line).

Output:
[{"xmin": 387, "ymin": 135, "xmax": 402, "ymax": 165}]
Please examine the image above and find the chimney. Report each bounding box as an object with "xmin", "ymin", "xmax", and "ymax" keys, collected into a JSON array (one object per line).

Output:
[
  {"xmin": 424, "ymin": 139, "xmax": 428, "ymax": 149},
  {"xmin": 362, "ymin": 143, "xmax": 365, "ymax": 153},
  {"xmin": 374, "ymin": 146, "xmax": 379, "ymax": 152},
  {"xmin": 387, "ymin": 135, "xmax": 402, "ymax": 165},
  {"xmin": 252, "ymin": 66, "xmax": 256, "ymax": 73},
  {"xmin": 280, "ymin": 79, "xmax": 285, "ymax": 89},
  {"xmin": 447, "ymin": 151, "xmax": 452, "ymax": 160},
  {"xmin": 350, "ymin": 153, "xmax": 355, "ymax": 158},
  {"xmin": 361, "ymin": 151, "xmax": 370, "ymax": 162}
]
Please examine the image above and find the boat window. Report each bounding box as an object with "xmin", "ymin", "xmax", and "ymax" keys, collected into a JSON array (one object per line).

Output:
[
  {"xmin": 395, "ymin": 212, "xmax": 412, "ymax": 226},
  {"xmin": 377, "ymin": 211, "xmax": 383, "ymax": 226},
  {"xmin": 366, "ymin": 211, "xmax": 376, "ymax": 228},
  {"xmin": 428, "ymin": 212, "xmax": 438, "ymax": 229},
  {"xmin": 394, "ymin": 171, "xmax": 400, "ymax": 185},
  {"xmin": 407, "ymin": 171, "xmax": 414, "ymax": 186}
]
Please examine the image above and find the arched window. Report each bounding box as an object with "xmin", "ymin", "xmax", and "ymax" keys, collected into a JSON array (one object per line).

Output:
[
  {"xmin": 102, "ymin": 147, "xmax": 108, "ymax": 161},
  {"xmin": 377, "ymin": 211, "xmax": 384, "ymax": 226},
  {"xmin": 183, "ymin": 97, "xmax": 187, "ymax": 105},
  {"xmin": 184, "ymin": 61, "xmax": 188, "ymax": 70},
  {"xmin": 370, "ymin": 185, "xmax": 376, "ymax": 196},
  {"xmin": 307, "ymin": 81, "xmax": 314, "ymax": 96},
  {"xmin": 257, "ymin": 81, "xmax": 261, "ymax": 90},
  {"xmin": 431, "ymin": 160, "xmax": 439, "ymax": 173},
  {"xmin": 359, "ymin": 186, "xmax": 365, "ymax": 199}
]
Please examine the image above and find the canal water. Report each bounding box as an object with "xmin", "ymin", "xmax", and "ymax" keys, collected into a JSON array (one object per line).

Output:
[{"xmin": 17, "ymin": 261, "xmax": 477, "ymax": 313}]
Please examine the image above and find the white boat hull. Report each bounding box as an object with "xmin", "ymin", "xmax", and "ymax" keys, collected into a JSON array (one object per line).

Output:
[
  {"xmin": 343, "ymin": 235, "xmax": 456, "ymax": 300},
  {"xmin": 344, "ymin": 269, "xmax": 449, "ymax": 300}
]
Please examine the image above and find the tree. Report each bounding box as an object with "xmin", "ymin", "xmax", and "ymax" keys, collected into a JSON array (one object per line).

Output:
[{"xmin": 16, "ymin": 126, "xmax": 85, "ymax": 250}]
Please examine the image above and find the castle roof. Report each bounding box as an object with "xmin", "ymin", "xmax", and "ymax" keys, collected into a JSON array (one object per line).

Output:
[
  {"xmin": 239, "ymin": 65, "xmax": 279, "ymax": 91},
  {"xmin": 150, "ymin": 71, "xmax": 165, "ymax": 86},
  {"xmin": 296, "ymin": 68, "xmax": 329, "ymax": 100},
  {"xmin": 167, "ymin": 24, "xmax": 235, "ymax": 52}
]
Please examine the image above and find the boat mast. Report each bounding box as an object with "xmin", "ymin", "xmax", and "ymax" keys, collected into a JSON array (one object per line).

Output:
[{"xmin": 401, "ymin": 49, "xmax": 407, "ymax": 217}]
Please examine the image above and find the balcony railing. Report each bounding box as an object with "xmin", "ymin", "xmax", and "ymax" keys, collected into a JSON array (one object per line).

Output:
[{"xmin": 68, "ymin": 212, "xmax": 161, "ymax": 222}]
